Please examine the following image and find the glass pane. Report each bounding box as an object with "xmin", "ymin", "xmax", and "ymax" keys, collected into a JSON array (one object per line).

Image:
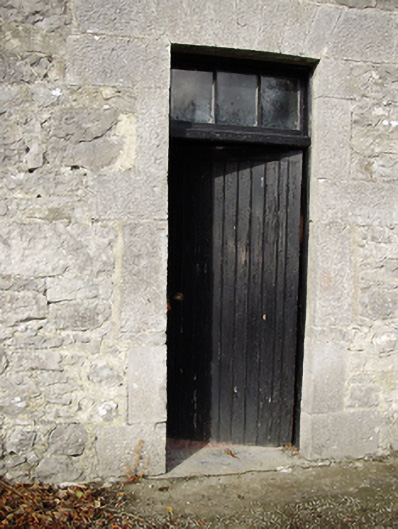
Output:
[
  {"xmin": 260, "ymin": 76, "xmax": 300, "ymax": 130},
  {"xmin": 170, "ymin": 69, "xmax": 213, "ymax": 123},
  {"xmin": 216, "ymin": 72, "xmax": 257, "ymax": 126}
]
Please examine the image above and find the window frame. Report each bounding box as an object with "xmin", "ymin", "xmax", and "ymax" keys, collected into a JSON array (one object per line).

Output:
[{"xmin": 170, "ymin": 50, "xmax": 311, "ymax": 148}]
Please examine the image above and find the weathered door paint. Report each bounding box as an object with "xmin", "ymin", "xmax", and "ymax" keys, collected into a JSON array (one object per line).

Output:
[{"xmin": 167, "ymin": 142, "xmax": 303, "ymax": 446}]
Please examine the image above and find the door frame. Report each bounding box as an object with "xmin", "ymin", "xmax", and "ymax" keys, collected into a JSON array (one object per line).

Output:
[{"xmin": 167, "ymin": 49, "xmax": 313, "ymax": 448}]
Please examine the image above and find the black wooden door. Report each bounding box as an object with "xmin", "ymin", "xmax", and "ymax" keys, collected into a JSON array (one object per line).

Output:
[{"xmin": 167, "ymin": 142, "xmax": 303, "ymax": 446}]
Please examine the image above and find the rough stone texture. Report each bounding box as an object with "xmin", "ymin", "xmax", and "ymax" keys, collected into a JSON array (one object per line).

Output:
[
  {"xmin": 128, "ymin": 346, "xmax": 166, "ymax": 424},
  {"xmin": 1, "ymin": 0, "xmax": 397, "ymax": 482},
  {"xmin": 96, "ymin": 424, "xmax": 166, "ymax": 479}
]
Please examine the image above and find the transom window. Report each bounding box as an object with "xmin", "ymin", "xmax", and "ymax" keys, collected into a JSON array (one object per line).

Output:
[{"xmin": 171, "ymin": 68, "xmax": 302, "ymax": 131}]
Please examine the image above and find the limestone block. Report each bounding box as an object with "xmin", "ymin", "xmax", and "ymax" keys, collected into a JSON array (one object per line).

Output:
[
  {"xmin": 88, "ymin": 171, "xmax": 167, "ymax": 221},
  {"xmin": 0, "ymin": 0, "xmax": 68, "ymax": 25},
  {"xmin": 308, "ymin": 222, "xmax": 353, "ymax": 327},
  {"xmin": 279, "ymin": 1, "xmax": 318, "ymax": 57},
  {"xmin": 300, "ymin": 409, "xmax": 380, "ymax": 460},
  {"xmin": 346, "ymin": 384, "xmax": 380, "ymax": 408},
  {"xmin": 11, "ymin": 350, "xmax": 63, "ymax": 372},
  {"xmin": 359, "ymin": 288, "xmax": 398, "ymax": 321},
  {"xmin": 311, "ymin": 97, "xmax": 351, "ymax": 181},
  {"xmin": 0, "ymin": 85, "xmax": 32, "ymax": 115},
  {"xmin": 95, "ymin": 423, "xmax": 166, "ymax": 477},
  {"xmin": 128, "ymin": 346, "xmax": 166, "ymax": 424},
  {"xmin": 351, "ymin": 153, "xmax": 398, "ymax": 183},
  {"xmin": 302, "ymin": 5, "xmax": 341, "ymax": 58},
  {"xmin": 6, "ymin": 428, "xmax": 36, "ymax": 455},
  {"xmin": 88, "ymin": 363, "xmax": 123, "ymax": 386},
  {"xmin": 301, "ymin": 342, "xmax": 346, "ymax": 415},
  {"xmin": 0, "ymin": 374, "xmax": 40, "ymax": 416},
  {"xmin": 0, "ymin": 223, "xmax": 115, "ymax": 279},
  {"xmin": 359, "ymin": 258, "xmax": 398, "ymax": 290},
  {"xmin": 46, "ymin": 276, "xmax": 109, "ymax": 303},
  {"xmin": 312, "ymin": 58, "xmax": 354, "ymax": 100},
  {"xmin": 159, "ymin": 0, "xmax": 219, "ymax": 46},
  {"xmin": 0, "ymin": 291, "xmax": 47, "ymax": 327},
  {"xmin": 4, "ymin": 167, "xmax": 85, "ymax": 199},
  {"xmin": 48, "ymin": 300, "xmax": 111, "ymax": 331},
  {"xmin": 50, "ymin": 107, "xmax": 118, "ymax": 143},
  {"xmin": 47, "ymin": 134, "xmax": 122, "ymax": 172},
  {"xmin": 356, "ymin": 225, "xmax": 398, "ymax": 262},
  {"xmin": 120, "ymin": 223, "xmax": 167, "ymax": 334},
  {"xmin": 66, "ymin": 35, "xmax": 169, "ymax": 89},
  {"xmin": 35, "ymin": 455, "xmax": 83, "ymax": 483},
  {"xmin": 310, "ymin": 181, "xmax": 398, "ymax": 225},
  {"xmin": 327, "ymin": 9, "xmax": 396, "ymax": 62},
  {"xmin": 134, "ymin": 87, "xmax": 169, "ymax": 183},
  {"xmin": 0, "ymin": 348, "xmax": 8, "ymax": 375},
  {"xmin": 48, "ymin": 424, "xmax": 88, "ymax": 456},
  {"xmin": 352, "ymin": 101, "xmax": 398, "ymax": 157},
  {"xmin": 74, "ymin": 0, "xmax": 158, "ymax": 38}
]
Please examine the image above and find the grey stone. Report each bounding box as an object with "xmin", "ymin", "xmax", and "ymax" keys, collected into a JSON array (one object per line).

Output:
[
  {"xmin": 46, "ymin": 277, "xmax": 105, "ymax": 302},
  {"xmin": 96, "ymin": 423, "xmax": 166, "ymax": 478},
  {"xmin": 351, "ymin": 153, "xmax": 398, "ymax": 183},
  {"xmin": 128, "ymin": 346, "xmax": 166, "ymax": 424},
  {"xmin": 301, "ymin": 342, "xmax": 346, "ymax": 415},
  {"xmin": 310, "ymin": 181, "xmax": 398, "ymax": 225},
  {"xmin": 50, "ymin": 108, "xmax": 118, "ymax": 143},
  {"xmin": 12, "ymin": 350, "xmax": 63, "ymax": 371},
  {"xmin": 0, "ymin": 201, "xmax": 8, "ymax": 216},
  {"xmin": 48, "ymin": 300, "xmax": 111, "ymax": 331},
  {"xmin": 308, "ymin": 222, "xmax": 353, "ymax": 327},
  {"xmin": 352, "ymin": 100, "xmax": 398, "ymax": 157},
  {"xmin": 359, "ymin": 288, "xmax": 398, "ymax": 320},
  {"xmin": 89, "ymin": 364, "xmax": 123, "ymax": 386},
  {"xmin": 6, "ymin": 428, "xmax": 36, "ymax": 455},
  {"xmin": 327, "ymin": 8, "xmax": 397, "ymax": 62},
  {"xmin": 120, "ymin": 223, "xmax": 167, "ymax": 334},
  {"xmin": 346, "ymin": 384, "xmax": 380, "ymax": 408},
  {"xmin": 0, "ymin": 223, "xmax": 115, "ymax": 278},
  {"xmin": 35, "ymin": 455, "xmax": 83, "ymax": 483},
  {"xmin": 97, "ymin": 401, "xmax": 118, "ymax": 421},
  {"xmin": 300, "ymin": 410, "xmax": 380, "ymax": 460},
  {"xmin": 74, "ymin": 0, "xmax": 158, "ymax": 38},
  {"xmin": 311, "ymin": 97, "xmax": 351, "ymax": 181},
  {"xmin": 0, "ymin": 375, "xmax": 40, "ymax": 415},
  {"xmin": 0, "ymin": 349, "xmax": 8, "ymax": 375},
  {"xmin": 48, "ymin": 424, "xmax": 88, "ymax": 456},
  {"xmin": 66, "ymin": 35, "xmax": 169, "ymax": 89},
  {"xmin": 0, "ymin": 291, "xmax": 47, "ymax": 327}
]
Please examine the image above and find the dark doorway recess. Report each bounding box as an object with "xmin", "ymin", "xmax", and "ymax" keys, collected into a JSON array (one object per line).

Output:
[
  {"xmin": 167, "ymin": 51, "xmax": 311, "ymax": 450},
  {"xmin": 168, "ymin": 140, "xmax": 304, "ymax": 446}
]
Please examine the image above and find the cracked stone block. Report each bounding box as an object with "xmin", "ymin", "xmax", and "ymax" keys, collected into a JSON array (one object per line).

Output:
[
  {"xmin": 48, "ymin": 424, "xmax": 88, "ymax": 456},
  {"xmin": 88, "ymin": 364, "xmax": 123, "ymax": 386},
  {"xmin": 35, "ymin": 455, "xmax": 84, "ymax": 483},
  {"xmin": 6, "ymin": 428, "xmax": 37, "ymax": 455}
]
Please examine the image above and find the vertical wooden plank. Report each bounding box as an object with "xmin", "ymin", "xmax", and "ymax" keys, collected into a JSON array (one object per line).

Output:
[
  {"xmin": 257, "ymin": 159, "xmax": 279, "ymax": 444},
  {"xmin": 211, "ymin": 159, "xmax": 225, "ymax": 441},
  {"xmin": 244, "ymin": 161, "xmax": 266, "ymax": 444},
  {"xmin": 218, "ymin": 161, "xmax": 238, "ymax": 442},
  {"xmin": 231, "ymin": 163, "xmax": 251, "ymax": 444},
  {"xmin": 279, "ymin": 152, "xmax": 302, "ymax": 443},
  {"xmin": 268, "ymin": 157, "xmax": 289, "ymax": 444}
]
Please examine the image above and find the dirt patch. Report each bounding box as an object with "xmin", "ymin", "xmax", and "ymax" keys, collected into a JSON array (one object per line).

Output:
[{"xmin": 121, "ymin": 452, "xmax": 398, "ymax": 528}]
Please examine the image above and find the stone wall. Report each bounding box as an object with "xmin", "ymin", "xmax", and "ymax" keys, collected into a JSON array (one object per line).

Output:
[{"xmin": 0, "ymin": 0, "xmax": 397, "ymax": 482}]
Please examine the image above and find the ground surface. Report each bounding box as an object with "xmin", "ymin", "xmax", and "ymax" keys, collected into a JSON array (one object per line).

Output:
[
  {"xmin": 121, "ymin": 451, "xmax": 398, "ymax": 528},
  {"xmin": 1, "ymin": 452, "xmax": 397, "ymax": 528}
]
